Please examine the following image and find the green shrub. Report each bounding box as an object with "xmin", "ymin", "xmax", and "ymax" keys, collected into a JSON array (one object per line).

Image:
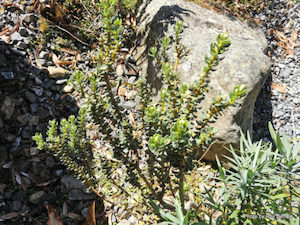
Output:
[
  {"xmin": 200, "ymin": 123, "xmax": 300, "ymax": 224},
  {"xmin": 33, "ymin": 0, "xmax": 246, "ymax": 223}
]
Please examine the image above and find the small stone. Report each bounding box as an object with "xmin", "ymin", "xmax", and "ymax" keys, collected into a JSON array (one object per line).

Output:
[
  {"xmin": 116, "ymin": 64, "xmax": 124, "ymax": 76},
  {"xmin": 34, "ymin": 77, "xmax": 43, "ymax": 85},
  {"xmin": 66, "ymin": 189, "xmax": 95, "ymax": 201},
  {"xmin": 28, "ymin": 190, "xmax": 46, "ymax": 205},
  {"xmin": 39, "ymin": 51, "xmax": 49, "ymax": 59},
  {"xmin": 10, "ymin": 32, "xmax": 23, "ymax": 42},
  {"xmin": 55, "ymin": 169, "xmax": 63, "ymax": 176},
  {"xmin": 17, "ymin": 41, "xmax": 28, "ymax": 49},
  {"xmin": 48, "ymin": 66, "xmax": 66, "ymax": 78},
  {"xmin": 38, "ymin": 107, "xmax": 50, "ymax": 120},
  {"xmin": 63, "ymin": 84, "xmax": 73, "ymax": 93},
  {"xmin": 19, "ymin": 27, "xmax": 29, "ymax": 37},
  {"xmin": 0, "ymin": 97, "xmax": 15, "ymax": 120},
  {"xmin": 38, "ymin": 59, "xmax": 47, "ymax": 66},
  {"xmin": 56, "ymin": 79, "xmax": 68, "ymax": 85},
  {"xmin": 280, "ymin": 67, "xmax": 292, "ymax": 78},
  {"xmin": 81, "ymin": 207, "xmax": 89, "ymax": 218},
  {"xmin": 29, "ymin": 115, "xmax": 39, "ymax": 126},
  {"xmin": 21, "ymin": 126, "xmax": 31, "ymax": 139},
  {"xmin": 0, "ymin": 72, "xmax": 14, "ymax": 80},
  {"xmin": 16, "ymin": 113, "xmax": 31, "ymax": 126},
  {"xmin": 25, "ymin": 91, "xmax": 37, "ymax": 103},
  {"xmin": 30, "ymin": 103, "xmax": 39, "ymax": 113},
  {"xmin": 31, "ymin": 86, "xmax": 43, "ymax": 96}
]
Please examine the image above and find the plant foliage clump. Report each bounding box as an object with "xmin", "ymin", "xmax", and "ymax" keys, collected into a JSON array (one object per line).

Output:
[{"xmin": 33, "ymin": 0, "xmax": 246, "ymax": 223}]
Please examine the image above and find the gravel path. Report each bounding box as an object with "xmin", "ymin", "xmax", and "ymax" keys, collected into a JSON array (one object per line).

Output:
[{"xmin": 253, "ymin": 0, "xmax": 300, "ymax": 142}]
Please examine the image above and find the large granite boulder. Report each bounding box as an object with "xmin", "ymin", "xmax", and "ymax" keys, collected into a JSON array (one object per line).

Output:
[{"xmin": 135, "ymin": 0, "xmax": 271, "ymax": 161}]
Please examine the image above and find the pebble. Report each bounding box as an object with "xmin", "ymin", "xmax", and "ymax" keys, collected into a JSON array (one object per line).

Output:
[
  {"xmin": 0, "ymin": 97, "xmax": 15, "ymax": 120},
  {"xmin": 28, "ymin": 191, "xmax": 46, "ymax": 205},
  {"xmin": 47, "ymin": 66, "xmax": 66, "ymax": 78},
  {"xmin": 24, "ymin": 91, "xmax": 37, "ymax": 103}
]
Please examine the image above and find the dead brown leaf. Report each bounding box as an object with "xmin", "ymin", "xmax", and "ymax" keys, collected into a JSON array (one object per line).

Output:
[
  {"xmin": 46, "ymin": 204, "xmax": 63, "ymax": 225},
  {"xmin": 0, "ymin": 212, "xmax": 20, "ymax": 220},
  {"xmin": 84, "ymin": 201, "xmax": 96, "ymax": 225},
  {"xmin": 52, "ymin": 53, "xmax": 61, "ymax": 67},
  {"xmin": 275, "ymin": 29, "xmax": 299, "ymax": 57},
  {"xmin": 60, "ymin": 47, "xmax": 77, "ymax": 55},
  {"xmin": 291, "ymin": 30, "xmax": 298, "ymax": 42},
  {"xmin": 67, "ymin": 213, "xmax": 81, "ymax": 220},
  {"xmin": 271, "ymin": 82, "xmax": 287, "ymax": 94}
]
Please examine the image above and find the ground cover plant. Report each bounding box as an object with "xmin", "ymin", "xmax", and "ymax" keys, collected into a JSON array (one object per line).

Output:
[{"xmin": 33, "ymin": 0, "xmax": 246, "ymax": 223}]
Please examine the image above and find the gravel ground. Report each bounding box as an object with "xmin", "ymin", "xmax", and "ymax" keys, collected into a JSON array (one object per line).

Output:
[
  {"xmin": 253, "ymin": 0, "xmax": 300, "ymax": 142},
  {"xmin": 0, "ymin": 0, "xmax": 299, "ymax": 224}
]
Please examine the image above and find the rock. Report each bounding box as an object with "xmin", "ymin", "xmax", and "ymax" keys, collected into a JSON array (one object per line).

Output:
[
  {"xmin": 10, "ymin": 136, "xmax": 21, "ymax": 152},
  {"xmin": 29, "ymin": 115, "xmax": 39, "ymax": 126},
  {"xmin": 66, "ymin": 189, "xmax": 96, "ymax": 201},
  {"xmin": 16, "ymin": 113, "xmax": 31, "ymax": 126},
  {"xmin": 25, "ymin": 91, "xmax": 37, "ymax": 103},
  {"xmin": 10, "ymin": 32, "xmax": 23, "ymax": 42},
  {"xmin": 30, "ymin": 103, "xmax": 39, "ymax": 113},
  {"xmin": 47, "ymin": 66, "xmax": 66, "ymax": 78},
  {"xmin": 0, "ymin": 147, "xmax": 7, "ymax": 166},
  {"xmin": 56, "ymin": 79, "xmax": 68, "ymax": 85},
  {"xmin": 0, "ymin": 97, "xmax": 15, "ymax": 120},
  {"xmin": 116, "ymin": 64, "xmax": 124, "ymax": 76},
  {"xmin": 39, "ymin": 51, "xmax": 49, "ymax": 59},
  {"xmin": 135, "ymin": 0, "xmax": 271, "ymax": 161},
  {"xmin": 28, "ymin": 191, "xmax": 46, "ymax": 205},
  {"xmin": 63, "ymin": 84, "xmax": 73, "ymax": 93},
  {"xmin": 31, "ymin": 86, "xmax": 43, "ymax": 96},
  {"xmin": 21, "ymin": 126, "xmax": 31, "ymax": 139},
  {"xmin": 60, "ymin": 175, "xmax": 96, "ymax": 200},
  {"xmin": 34, "ymin": 77, "xmax": 43, "ymax": 85},
  {"xmin": 38, "ymin": 107, "xmax": 50, "ymax": 120},
  {"xmin": 0, "ymin": 72, "xmax": 15, "ymax": 80},
  {"xmin": 19, "ymin": 27, "xmax": 29, "ymax": 37}
]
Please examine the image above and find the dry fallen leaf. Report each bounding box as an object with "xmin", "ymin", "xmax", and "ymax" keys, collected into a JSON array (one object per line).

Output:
[
  {"xmin": 84, "ymin": 201, "xmax": 96, "ymax": 225},
  {"xmin": 275, "ymin": 29, "xmax": 299, "ymax": 57},
  {"xmin": 0, "ymin": 212, "xmax": 20, "ymax": 220},
  {"xmin": 271, "ymin": 82, "xmax": 287, "ymax": 94},
  {"xmin": 52, "ymin": 53, "xmax": 61, "ymax": 67},
  {"xmin": 46, "ymin": 204, "xmax": 63, "ymax": 225}
]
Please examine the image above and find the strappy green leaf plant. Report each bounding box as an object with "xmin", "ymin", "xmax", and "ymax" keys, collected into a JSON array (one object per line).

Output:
[
  {"xmin": 200, "ymin": 123, "xmax": 300, "ymax": 224},
  {"xmin": 33, "ymin": 1, "xmax": 246, "ymax": 222}
]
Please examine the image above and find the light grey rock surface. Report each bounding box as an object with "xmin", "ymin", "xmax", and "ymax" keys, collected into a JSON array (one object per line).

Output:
[{"xmin": 136, "ymin": 0, "xmax": 271, "ymax": 160}]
